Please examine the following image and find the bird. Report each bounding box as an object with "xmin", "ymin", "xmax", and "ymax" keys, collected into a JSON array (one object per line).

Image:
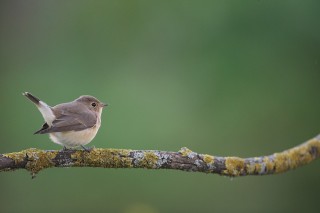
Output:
[{"xmin": 23, "ymin": 92, "xmax": 107, "ymax": 150}]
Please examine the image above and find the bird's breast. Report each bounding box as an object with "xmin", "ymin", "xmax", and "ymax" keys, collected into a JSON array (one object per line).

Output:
[{"xmin": 49, "ymin": 125, "xmax": 100, "ymax": 147}]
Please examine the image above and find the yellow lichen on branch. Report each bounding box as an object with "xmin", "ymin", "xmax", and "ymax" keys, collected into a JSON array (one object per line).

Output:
[
  {"xmin": 273, "ymin": 138, "xmax": 320, "ymax": 173},
  {"xmin": 224, "ymin": 157, "xmax": 245, "ymax": 176},
  {"xmin": 0, "ymin": 134, "xmax": 319, "ymax": 178},
  {"xmin": 70, "ymin": 148, "xmax": 133, "ymax": 168}
]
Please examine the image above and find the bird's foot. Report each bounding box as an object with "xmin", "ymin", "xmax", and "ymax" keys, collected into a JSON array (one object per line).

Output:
[{"xmin": 62, "ymin": 146, "xmax": 71, "ymax": 151}]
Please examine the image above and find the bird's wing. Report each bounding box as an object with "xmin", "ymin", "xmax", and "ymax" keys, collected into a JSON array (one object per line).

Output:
[{"xmin": 34, "ymin": 110, "xmax": 97, "ymax": 134}]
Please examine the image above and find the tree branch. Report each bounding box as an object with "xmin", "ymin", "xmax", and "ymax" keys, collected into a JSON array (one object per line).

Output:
[{"xmin": 1, "ymin": 134, "xmax": 319, "ymax": 178}]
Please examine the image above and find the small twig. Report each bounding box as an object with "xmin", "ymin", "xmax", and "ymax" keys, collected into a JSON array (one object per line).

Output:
[{"xmin": 0, "ymin": 135, "xmax": 319, "ymax": 178}]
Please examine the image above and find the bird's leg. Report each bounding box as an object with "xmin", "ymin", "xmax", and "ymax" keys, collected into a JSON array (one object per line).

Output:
[
  {"xmin": 62, "ymin": 146, "xmax": 70, "ymax": 151},
  {"xmin": 81, "ymin": 145, "xmax": 94, "ymax": 152}
]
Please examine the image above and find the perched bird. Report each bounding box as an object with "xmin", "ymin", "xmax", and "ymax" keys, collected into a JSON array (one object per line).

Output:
[{"xmin": 23, "ymin": 92, "xmax": 107, "ymax": 150}]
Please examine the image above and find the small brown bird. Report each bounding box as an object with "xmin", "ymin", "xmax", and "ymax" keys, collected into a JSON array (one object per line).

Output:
[{"xmin": 23, "ymin": 92, "xmax": 107, "ymax": 150}]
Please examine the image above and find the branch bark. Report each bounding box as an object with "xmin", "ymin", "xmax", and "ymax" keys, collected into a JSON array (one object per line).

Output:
[{"xmin": 1, "ymin": 134, "xmax": 319, "ymax": 178}]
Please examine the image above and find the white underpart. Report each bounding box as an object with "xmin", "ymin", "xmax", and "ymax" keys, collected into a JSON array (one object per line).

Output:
[
  {"xmin": 37, "ymin": 101, "xmax": 56, "ymax": 126},
  {"xmin": 49, "ymin": 107, "xmax": 103, "ymax": 147},
  {"xmin": 49, "ymin": 125, "xmax": 100, "ymax": 147}
]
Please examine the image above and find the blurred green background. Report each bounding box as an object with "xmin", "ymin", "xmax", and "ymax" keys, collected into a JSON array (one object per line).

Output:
[{"xmin": 0, "ymin": 1, "xmax": 319, "ymax": 213}]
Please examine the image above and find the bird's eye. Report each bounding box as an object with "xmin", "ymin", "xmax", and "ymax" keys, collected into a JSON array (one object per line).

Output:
[{"xmin": 91, "ymin": 102, "xmax": 97, "ymax": 107}]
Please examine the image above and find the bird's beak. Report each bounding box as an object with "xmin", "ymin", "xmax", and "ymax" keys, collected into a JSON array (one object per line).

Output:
[{"xmin": 102, "ymin": 103, "xmax": 108, "ymax": 107}]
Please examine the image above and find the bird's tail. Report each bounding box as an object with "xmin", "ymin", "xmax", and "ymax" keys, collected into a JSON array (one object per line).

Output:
[
  {"xmin": 22, "ymin": 92, "xmax": 55, "ymax": 125},
  {"xmin": 23, "ymin": 92, "xmax": 41, "ymax": 105}
]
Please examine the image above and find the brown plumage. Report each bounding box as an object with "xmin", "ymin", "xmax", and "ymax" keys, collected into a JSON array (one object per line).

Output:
[{"xmin": 23, "ymin": 92, "xmax": 107, "ymax": 148}]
